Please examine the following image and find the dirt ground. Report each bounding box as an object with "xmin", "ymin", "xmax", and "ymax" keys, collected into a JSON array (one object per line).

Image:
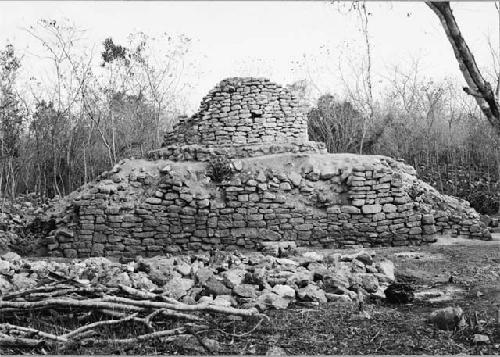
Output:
[{"xmin": 2, "ymin": 237, "xmax": 500, "ymax": 355}]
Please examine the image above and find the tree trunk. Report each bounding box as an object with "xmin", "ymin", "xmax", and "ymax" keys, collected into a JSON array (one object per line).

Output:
[
  {"xmin": 358, "ymin": 2, "xmax": 374, "ymax": 155},
  {"xmin": 66, "ymin": 124, "xmax": 74, "ymax": 193},
  {"xmin": 8, "ymin": 158, "xmax": 15, "ymax": 198},
  {"xmin": 427, "ymin": 2, "xmax": 500, "ymax": 133},
  {"xmin": 497, "ymin": 147, "xmax": 500, "ymax": 215}
]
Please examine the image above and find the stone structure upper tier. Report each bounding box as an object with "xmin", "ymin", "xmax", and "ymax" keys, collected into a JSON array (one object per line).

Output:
[{"xmin": 163, "ymin": 77, "xmax": 308, "ymax": 146}]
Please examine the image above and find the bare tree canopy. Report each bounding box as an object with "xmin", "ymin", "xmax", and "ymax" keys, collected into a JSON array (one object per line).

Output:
[{"xmin": 427, "ymin": 1, "xmax": 500, "ymax": 134}]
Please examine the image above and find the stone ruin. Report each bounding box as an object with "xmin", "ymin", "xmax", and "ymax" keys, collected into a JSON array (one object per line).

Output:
[
  {"xmin": 164, "ymin": 77, "xmax": 309, "ymax": 146},
  {"xmin": 152, "ymin": 77, "xmax": 325, "ymax": 162},
  {"xmin": 42, "ymin": 77, "xmax": 491, "ymax": 258}
]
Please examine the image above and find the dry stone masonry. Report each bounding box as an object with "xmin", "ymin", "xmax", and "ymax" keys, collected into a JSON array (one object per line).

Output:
[
  {"xmin": 42, "ymin": 77, "xmax": 491, "ymax": 258},
  {"xmin": 156, "ymin": 77, "xmax": 325, "ymax": 163},
  {"xmin": 163, "ymin": 77, "xmax": 309, "ymax": 146}
]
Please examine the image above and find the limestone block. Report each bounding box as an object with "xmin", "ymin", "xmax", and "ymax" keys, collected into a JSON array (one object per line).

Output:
[
  {"xmin": 422, "ymin": 214, "xmax": 435, "ymax": 224},
  {"xmin": 341, "ymin": 205, "xmax": 361, "ymax": 214},
  {"xmin": 362, "ymin": 204, "xmax": 382, "ymax": 214}
]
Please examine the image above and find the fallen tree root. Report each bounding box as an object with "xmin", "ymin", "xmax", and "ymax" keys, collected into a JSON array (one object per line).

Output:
[
  {"xmin": 90, "ymin": 332, "xmax": 193, "ymax": 346},
  {"xmin": 101, "ymin": 296, "xmax": 260, "ymax": 316},
  {"xmin": 160, "ymin": 309, "xmax": 204, "ymax": 322},
  {"xmin": 61, "ymin": 314, "xmax": 142, "ymax": 339},
  {"xmin": 0, "ymin": 298, "xmax": 145, "ymax": 312},
  {"xmin": 0, "ymin": 336, "xmax": 43, "ymax": 347},
  {"xmin": 3, "ymin": 286, "xmax": 119, "ymax": 302},
  {"xmin": 0, "ymin": 278, "xmax": 264, "ymax": 351},
  {"xmin": 90, "ymin": 326, "xmax": 188, "ymax": 344},
  {"xmin": 0, "ymin": 296, "xmax": 259, "ymax": 316},
  {"xmin": 0, "ymin": 323, "xmax": 68, "ymax": 343}
]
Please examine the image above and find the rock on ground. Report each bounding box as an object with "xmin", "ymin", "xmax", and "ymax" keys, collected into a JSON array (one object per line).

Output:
[{"xmin": 429, "ymin": 306, "xmax": 465, "ymax": 330}]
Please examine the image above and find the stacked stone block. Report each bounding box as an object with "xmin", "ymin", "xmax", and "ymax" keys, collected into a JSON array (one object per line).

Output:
[
  {"xmin": 432, "ymin": 211, "xmax": 485, "ymax": 239},
  {"xmin": 46, "ymin": 157, "xmax": 490, "ymax": 259},
  {"xmin": 163, "ymin": 77, "xmax": 309, "ymax": 146}
]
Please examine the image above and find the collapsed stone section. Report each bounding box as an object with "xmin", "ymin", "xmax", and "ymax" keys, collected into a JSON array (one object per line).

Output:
[
  {"xmin": 44, "ymin": 154, "xmax": 490, "ymax": 258},
  {"xmin": 162, "ymin": 77, "xmax": 309, "ymax": 147}
]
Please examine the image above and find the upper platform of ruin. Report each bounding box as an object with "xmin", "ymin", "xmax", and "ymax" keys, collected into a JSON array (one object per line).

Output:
[{"xmin": 163, "ymin": 77, "xmax": 309, "ymax": 147}]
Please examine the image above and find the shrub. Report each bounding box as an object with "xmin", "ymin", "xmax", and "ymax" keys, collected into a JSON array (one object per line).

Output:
[
  {"xmin": 206, "ymin": 155, "xmax": 234, "ymax": 183},
  {"xmin": 466, "ymin": 191, "xmax": 499, "ymax": 215}
]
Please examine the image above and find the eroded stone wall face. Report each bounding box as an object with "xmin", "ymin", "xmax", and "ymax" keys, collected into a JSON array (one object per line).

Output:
[
  {"xmin": 148, "ymin": 142, "xmax": 327, "ymax": 162},
  {"xmin": 163, "ymin": 78, "xmax": 308, "ymax": 146},
  {"xmin": 47, "ymin": 161, "xmax": 484, "ymax": 259}
]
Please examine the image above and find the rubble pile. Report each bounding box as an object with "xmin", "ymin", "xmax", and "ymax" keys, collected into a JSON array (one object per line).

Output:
[
  {"xmin": 0, "ymin": 249, "xmax": 395, "ymax": 310},
  {"xmin": 0, "ymin": 248, "xmax": 398, "ymax": 351},
  {"xmin": 0, "ymin": 195, "xmax": 57, "ymax": 254},
  {"xmin": 404, "ymin": 175, "xmax": 491, "ymax": 238}
]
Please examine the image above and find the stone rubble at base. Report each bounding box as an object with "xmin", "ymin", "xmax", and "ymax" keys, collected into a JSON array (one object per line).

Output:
[{"xmin": 0, "ymin": 250, "xmax": 395, "ymax": 311}]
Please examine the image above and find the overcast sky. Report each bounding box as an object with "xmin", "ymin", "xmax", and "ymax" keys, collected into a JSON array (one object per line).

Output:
[{"xmin": 0, "ymin": 1, "xmax": 498, "ymax": 112}]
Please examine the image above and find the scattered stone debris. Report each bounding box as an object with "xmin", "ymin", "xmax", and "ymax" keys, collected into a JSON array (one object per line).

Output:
[
  {"xmin": 414, "ymin": 285, "xmax": 465, "ymax": 303},
  {"xmin": 394, "ymin": 251, "xmax": 445, "ymax": 261},
  {"xmin": 0, "ymin": 248, "xmax": 403, "ymax": 350},
  {"xmin": 0, "ymin": 194, "xmax": 58, "ymax": 254},
  {"xmin": 473, "ymin": 334, "xmax": 490, "ymax": 344},
  {"xmin": 266, "ymin": 346, "xmax": 287, "ymax": 356},
  {"xmin": 0, "ymin": 249, "xmax": 395, "ymax": 311}
]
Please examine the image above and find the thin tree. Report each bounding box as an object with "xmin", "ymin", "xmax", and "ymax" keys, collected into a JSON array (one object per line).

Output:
[
  {"xmin": 0, "ymin": 44, "xmax": 23, "ymax": 199},
  {"xmin": 356, "ymin": 1, "xmax": 374, "ymax": 154}
]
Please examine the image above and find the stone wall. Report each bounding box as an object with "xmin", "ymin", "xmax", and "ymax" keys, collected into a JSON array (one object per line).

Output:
[
  {"xmin": 45, "ymin": 154, "xmax": 490, "ymax": 258},
  {"xmin": 163, "ymin": 77, "xmax": 308, "ymax": 146},
  {"xmin": 148, "ymin": 142, "xmax": 327, "ymax": 162}
]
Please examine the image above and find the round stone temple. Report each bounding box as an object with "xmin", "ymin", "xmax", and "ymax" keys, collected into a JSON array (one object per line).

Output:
[{"xmin": 163, "ymin": 77, "xmax": 309, "ymax": 147}]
